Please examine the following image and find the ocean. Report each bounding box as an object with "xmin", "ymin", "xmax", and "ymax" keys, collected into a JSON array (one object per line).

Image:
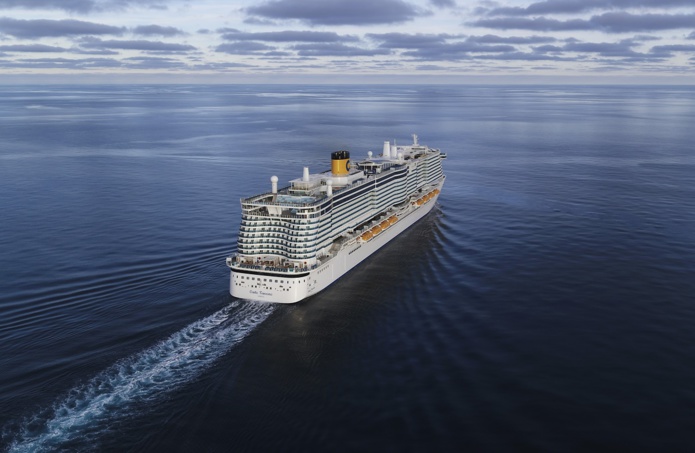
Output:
[{"xmin": 1, "ymin": 84, "xmax": 694, "ymax": 452}]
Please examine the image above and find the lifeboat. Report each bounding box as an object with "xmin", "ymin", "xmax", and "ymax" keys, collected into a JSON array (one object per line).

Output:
[
  {"xmin": 379, "ymin": 220, "xmax": 390, "ymax": 229},
  {"xmin": 361, "ymin": 231, "xmax": 373, "ymax": 241},
  {"xmin": 416, "ymin": 199, "xmax": 423, "ymax": 206},
  {"xmin": 372, "ymin": 225, "xmax": 382, "ymax": 235},
  {"xmin": 388, "ymin": 216, "xmax": 398, "ymax": 225}
]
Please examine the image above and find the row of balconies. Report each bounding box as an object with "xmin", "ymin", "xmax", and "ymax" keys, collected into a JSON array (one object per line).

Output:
[
  {"xmin": 240, "ymin": 227, "xmax": 317, "ymax": 233},
  {"xmin": 239, "ymin": 232, "xmax": 316, "ymax": 240},
  {"xmin": 238, "ymin": 247, "xmax": 315, "ymax": 259},
  {"xmin": 238, "ymin": 238, "xmax": 316, "ymax": 248},
  {"xmin": 241, "ymin": 216, "xmax": 319, "ymax": 225}
]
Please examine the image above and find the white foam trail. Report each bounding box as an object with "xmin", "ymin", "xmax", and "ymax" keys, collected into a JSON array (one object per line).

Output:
[{"xmin": 6, "ymin": 301, "xmax": 274, "ymax": 453}]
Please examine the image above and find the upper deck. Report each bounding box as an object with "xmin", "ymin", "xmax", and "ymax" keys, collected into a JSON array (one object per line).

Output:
[{"xmin": 240, "ymin": 135, "xmax": 442, "ymax": 218}]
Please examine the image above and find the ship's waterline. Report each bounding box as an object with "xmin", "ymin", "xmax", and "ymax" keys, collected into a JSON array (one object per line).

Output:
[{"xmin": 227, "ymin": 135, "xmax": 446, "ymax": 303}]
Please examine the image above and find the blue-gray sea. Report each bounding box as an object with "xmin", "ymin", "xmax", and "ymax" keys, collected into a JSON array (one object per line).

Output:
[{"xmin": 1, "ymin": 84, "xmax": 694, "ymax": 452}]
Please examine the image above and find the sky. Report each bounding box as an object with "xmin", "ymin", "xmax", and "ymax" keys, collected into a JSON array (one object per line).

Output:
[{"xmin": 0, "ymin": 0, "xmax": 694, "ymax": 83}]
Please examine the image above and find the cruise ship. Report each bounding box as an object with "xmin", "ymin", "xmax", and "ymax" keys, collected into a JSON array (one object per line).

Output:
[{"xmin": 226, "ymin": 135, "xmax": 446, "ymax": 303}]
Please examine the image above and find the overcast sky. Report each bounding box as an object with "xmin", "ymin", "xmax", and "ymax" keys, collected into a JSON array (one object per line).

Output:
[{"xmin": 0, "ymin": 0, "xmax": 694, "ymax": 83}]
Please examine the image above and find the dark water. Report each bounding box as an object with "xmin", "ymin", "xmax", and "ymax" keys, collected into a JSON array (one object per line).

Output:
[{"xmin": 1, "ymin": 84, "xmax": 694, "ymax": 452}]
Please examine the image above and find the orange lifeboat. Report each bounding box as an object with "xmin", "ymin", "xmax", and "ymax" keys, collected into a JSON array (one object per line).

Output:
[
  {"xmin": 388, "ymin": 216, "xmax": 398, "ymax": 225},
  {"xmin": 361, "ymin": 231, "xmax": 373, "ymax": 241},
  {"xmin": 371, "ymin": 225, "xmax": 382, "ymax": 235},
  {"xmin": 416, "ymin": 199, "xmax": 423, "ymax": 206},
  {"xmin": 379, "ymin": 220, "xmax": 389, "ymax": 229}
]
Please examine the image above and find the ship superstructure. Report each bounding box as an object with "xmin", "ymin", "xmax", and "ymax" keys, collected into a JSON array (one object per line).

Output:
[{"xmin": 226, "ymin": 135, "xmax": 446, "ymax": 303}]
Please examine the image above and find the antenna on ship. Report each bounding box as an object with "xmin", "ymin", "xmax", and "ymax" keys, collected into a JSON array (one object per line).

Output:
[{"xmin": 412, "ymin": 134, "xmax": 418, "ymax": 145}]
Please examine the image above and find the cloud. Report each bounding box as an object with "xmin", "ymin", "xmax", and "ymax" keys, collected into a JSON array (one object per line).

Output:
[
  {"xmin": 73, "ymin": 48, "xmax": 119, "ymax": 55},
  {"xmin": 368, "ymin": 33, "xmax": 556, "ymax": 51},
  {"xmin": 190, "ymin": 61, "xmax": 252, "ymax": 71},
  {"xmin": 0, "ymin": 56, "xmax": 122, "ymax": 69},
  {"xmin": 0, "ymin": 0, "xmax": 97, "ymax": 13},
  {"xmin": 401, "ymin": 41, "xmax": 517, "ymax": 60},
  {"xmin": 368, "ymin": 33, "xmax": 556, "ymax": 60},
  {"xmin": 221, "ymin": 30, "xmax": 359, "ymax": 43},
  {"xmin": 472, "ymin": 12, "xmax": 695, "ymax": 33},
  {"xmin": 79, "ymin": 37, "xmax": 196, "ymax": 52},
  {"xmin": 563, "ymin": 40, "xmax": 645, "ymax": 58},
  {"xmin": 0, "ymin": 17, "xmax": 125, "ymax": 38},
  {"xmin": 367, "ymin": 31, "xmax": 670, "ymax": 64},
  {"xmin": 215, "ymin": 41, "xmax": 275, "ymax": 55},
  {"xmin": 132, "ymin": 25, "xmax": 184, "ymax": 37},
  {"xmin": 416, "ymin": 64, "xmax": 449, "ymax": 70},
  {"xmin": 475, "ymin": 51, "xmax": 572, "ymax": 61},
  {"xmin": 122, "ymin": 55, "xmax": 186, "ymax": 69},
  {"xmin": 0, "ymin": 0, "xmax": 171, "ymax": 14},
  {"xmin": 429, "ymin": 0, "xmax": 455, "ymax": 7},
  {"xmin": 486, "ymin": 0, "xmax": 695, "ymax": 17},
  {"xmin": 468, "ymin": 34, "xmax": 556, "ymax": 44},
  {"xmin": 650, "ymin": 44, "xmax": 695, "ymax": 53},
  {"xmin": 367, "ymin": 33, "xmax": 455, "ymax": 49},
  {"xmin": 0, "ymin": 43, "xmax": 67, "ymax": 52},
  {"xmin": 472, "ymin": 16, "xmax": 592, "ymax": 32},
  {"xmin": 533, "ymin": 44, "xmax": 564, "ymax": 53},
  {"xmin": 246, "ymin": 0, "xmax": 423, "ymax": 26},
  {"xmin": 592, "ymin": 12, "xmax": 695, "ymax": 33},
  {"xmin": 688, "ymin": 31, "xmax": 695, "ymax": 39},
  {"xmin": 292, "ymin": 42, "xmax": 392, "ymax": 57}
]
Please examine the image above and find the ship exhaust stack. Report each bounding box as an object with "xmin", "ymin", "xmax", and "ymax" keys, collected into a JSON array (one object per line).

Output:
[
  {"xmin": 271, "ymin": 175, "xmax": 278, "ymax": 194},
  {"xmin": 326, "ymin": 179, "xmax": 333, "ymax": 196},
  {"xmin": 382, "ymin": 141, "xmax": 390, "ymax": 157},
  {"xmin": 302, "ymin": 167, "xmax": 310, "ymax": 182},
  {"xmin": 331, "ymin": 150, "xmax": 350, "ymax": 176}
]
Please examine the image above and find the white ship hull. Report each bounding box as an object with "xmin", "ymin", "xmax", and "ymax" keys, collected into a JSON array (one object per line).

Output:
[{"xmin": 229, "ymin": 180, "xmax": 443, "ymax": 303}]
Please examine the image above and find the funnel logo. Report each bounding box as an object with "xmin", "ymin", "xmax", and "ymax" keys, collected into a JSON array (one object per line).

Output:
[{"xmin": 346, "ymin": 160, "xmax": 351, "ymax": 171}]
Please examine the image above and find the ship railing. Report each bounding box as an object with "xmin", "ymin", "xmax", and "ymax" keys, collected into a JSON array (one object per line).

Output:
[{"xmin": 232, "ymin": 261, "xmax": 318, "ymax": 273}]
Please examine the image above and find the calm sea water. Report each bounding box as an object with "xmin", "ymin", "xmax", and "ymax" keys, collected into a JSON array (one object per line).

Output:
[{"xmin": 1, "ymin": 84, "xmax": 694, "ymax": 452}]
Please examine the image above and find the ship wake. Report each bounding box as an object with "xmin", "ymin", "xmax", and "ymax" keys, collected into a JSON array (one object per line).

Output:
[{"xmin": 5, "ymin": 301, "xmax": 274, "ymax": 453}]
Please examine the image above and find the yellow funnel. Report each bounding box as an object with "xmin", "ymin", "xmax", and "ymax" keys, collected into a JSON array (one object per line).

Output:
[{"xmin": 331, "ymin": 150, "xmax": 350, "ymax": 176}]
